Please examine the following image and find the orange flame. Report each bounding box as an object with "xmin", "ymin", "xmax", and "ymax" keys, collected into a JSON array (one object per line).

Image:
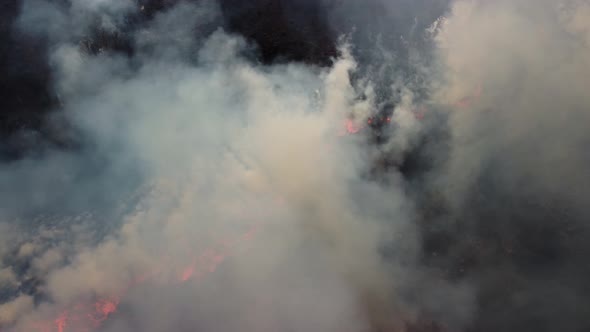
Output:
[
  {"xmin": 54, "ymin": 313, "xmax": 67, "ymax": 332},
  {"xmin": 345, "ymin": 118, "xmax": 361, "ymax": 134},
  {"xmin": 180, "ymin": 258, "xmax": 197, "ymax": 282},
  {"xmin": 20, "ymin": 224, "xmax": 259, "ymax": 332}
]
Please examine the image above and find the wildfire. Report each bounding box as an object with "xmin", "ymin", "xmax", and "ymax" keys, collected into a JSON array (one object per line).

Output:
[
  {"xmin": 29, "ymin": 296, "xmax": 120, "ymax": 332},
  {"xmin": 179, "ymin": 258, "xmax": 197, "ymax": 282},
  {"xmin": 345, "ymin": 118, "xmax": 361, "ymax": 134},
  {"xmin": 17, "ymin": 224, "xmax": 259, "ymax": 332},
  {"xmin": 93, "ymin": 297, "xmax": 120, "ymax": 320},
  {"xmin": 13, "ymin": 88, "xmax": 485, "ymax": 331},
  {"xmin": 54, "ymin": 313, "xmax": 66, "ymax": 332}
]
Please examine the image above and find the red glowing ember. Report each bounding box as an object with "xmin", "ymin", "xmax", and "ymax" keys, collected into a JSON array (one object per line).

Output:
[
  {"xmin": 54, "ymin": 313, "xmax": 66, "ymax": 332},
  {"xmin": 20, "ymin": 224, "xmax": 259, "ymax": 332},
  {"xmin": 95, "ymin": 297, "xmax": 119, "ymax": 318},
  {"xmin": 345, "ymin": 118, "xmax": 361, "ymax": 134},
  {"xmin": 180, "ymin": 259, "xmax": 197, "ymax": 282},
  {"xmin": 29, "ymin": 296, "xmax": 120, "ymax": 332}
]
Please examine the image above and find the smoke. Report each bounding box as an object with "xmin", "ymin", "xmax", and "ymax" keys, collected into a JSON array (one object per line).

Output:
[
  {"xmin": 1, "ymin": 1, "xmax": 420, "ymax": 331},
  {"xmin": 2, "ymin": 0, "xmax": 590, "ymax": 331},
  {"xmin": 422, "ymin": 1, "xmax": 590, "ymax": 331}
]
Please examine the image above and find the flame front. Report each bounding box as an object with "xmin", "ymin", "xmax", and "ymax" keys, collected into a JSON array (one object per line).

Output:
[{"xmin": 22, "ymin": 224, "xmax": 258, "ymax": 332}]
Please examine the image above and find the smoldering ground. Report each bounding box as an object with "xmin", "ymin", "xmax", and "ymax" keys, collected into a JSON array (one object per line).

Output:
[{"xmin": 1, "ymin": 0, "xmax": 590, "ymax": 332}]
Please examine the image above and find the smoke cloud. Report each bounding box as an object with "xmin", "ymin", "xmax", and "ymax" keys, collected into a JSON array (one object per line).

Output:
[
  {"xmin": 423, "ymin": 1, "xmax": 590, "ymax": 331},
  {"xmin": 1, "ymin": 0, "xmax": 590, "ymax": 332}
]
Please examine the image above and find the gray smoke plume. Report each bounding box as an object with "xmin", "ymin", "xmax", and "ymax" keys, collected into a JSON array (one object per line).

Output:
[
  {"xmin": 1, "ymin": 0, "xmax": 590, "ymax": 332},
  {"xmin": 2, "ymin": 1, "xmax": 424, "ymax": 331},
  {"xmin": 422, "ymin": 1, "xmax": 590, "ymax": 331}
]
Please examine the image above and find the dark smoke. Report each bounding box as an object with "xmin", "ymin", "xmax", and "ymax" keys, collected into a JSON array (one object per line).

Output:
[{"xmin": 1, "ymin": 1, "xmax": 590, "ymax": 332}]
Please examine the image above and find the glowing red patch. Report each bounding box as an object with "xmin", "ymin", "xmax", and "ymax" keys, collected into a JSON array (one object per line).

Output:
[
  {"xmin": 25, "ymin": 224, "xmax": 260, "ymax": 332},
  {"xmin": 54, "ymin": 313, "xmax": 67, "ymax": 332},
  {"xmin": 180, "ymin": 261, "xmax": 197, "ymax": 282},
  {"xmin": 345, "ymin": 118, "xmax": 361, "ymax": 134},
  {"xmin": 95, "ymin": 298, "xmax": 118, "ymax": 317}
]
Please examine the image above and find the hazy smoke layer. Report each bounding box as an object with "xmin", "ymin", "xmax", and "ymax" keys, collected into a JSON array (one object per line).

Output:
[
  {"xmin": 424, "ymin": 1, "xmax": 590, "ymax": 331},
  {"xmin": 1, "ymin": 0, "xmax": 590, "ymax": 332},
  {"xmin": 2, "ymin": 1, "xmax": 421, "ymax": 331}
]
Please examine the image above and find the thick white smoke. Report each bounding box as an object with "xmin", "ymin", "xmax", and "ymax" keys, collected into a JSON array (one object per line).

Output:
[
  {"xmin": 433, "ymin": 0, "xmax": 590, "ymax": 211},
  {"xmin": 425, "ymin": 1, "xmax": 590, "ymax": 331},
  {"xmin": 2, "ymin": 1, "xmax": 421, "ymax": 331},
  {"xmin": 2, "ymin": 0, "xmax": 590, "ymax": 331}
]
